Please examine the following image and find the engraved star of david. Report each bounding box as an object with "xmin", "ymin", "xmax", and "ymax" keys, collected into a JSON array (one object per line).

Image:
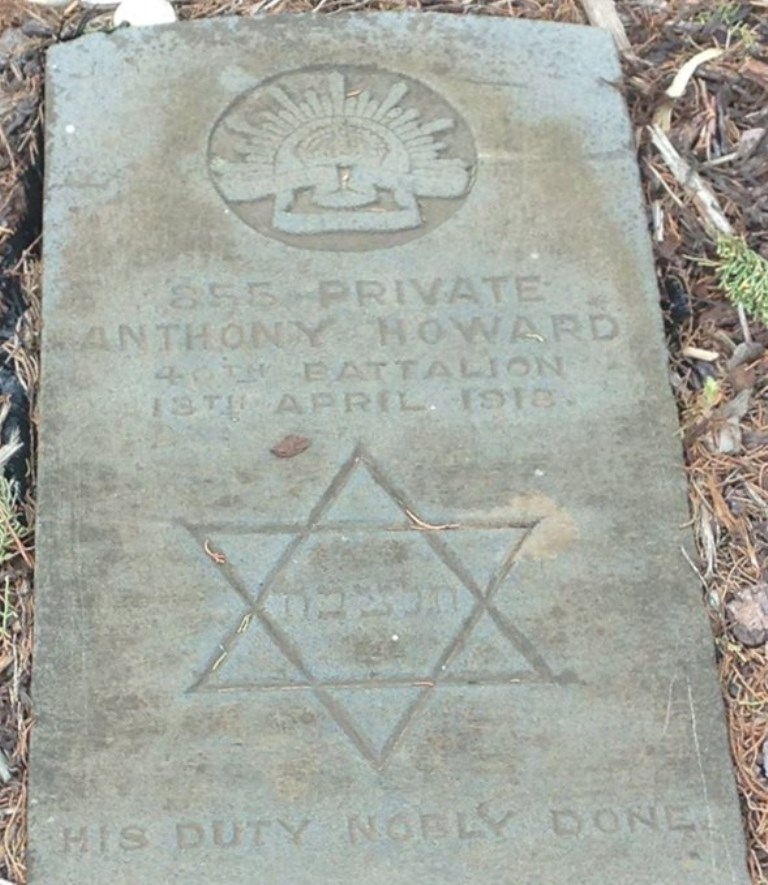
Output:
[{"xmin": 186, "ymin": 445, "xmax": 570, "ymax": 769}]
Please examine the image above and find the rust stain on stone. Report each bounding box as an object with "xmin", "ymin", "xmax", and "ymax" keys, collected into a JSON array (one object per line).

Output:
[{"xmin": 474, "ymin": 494, "xmax": 578, "ymax": 559}]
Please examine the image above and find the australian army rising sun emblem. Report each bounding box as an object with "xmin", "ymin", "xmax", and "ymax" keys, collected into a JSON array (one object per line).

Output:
[{"xmin": 208, "ymin": 65, "xmax": 477, "ymax": 251}]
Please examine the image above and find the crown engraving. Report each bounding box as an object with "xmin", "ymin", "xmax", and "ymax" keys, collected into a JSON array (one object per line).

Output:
[{"xmin": 208, "ymin": 66, "xmax": 476, "ymax": 250}]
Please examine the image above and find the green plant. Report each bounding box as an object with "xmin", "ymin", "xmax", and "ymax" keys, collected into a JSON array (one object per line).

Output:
[
  {"xmin": 0, "ymin": 578, "xmax": 14, "ymax": 640},
  {"xmin": 715, "ymin": 236, "xmax": 768, "ymax": 326},
  {"xmin": 694, "ymin": 2, "xmax": 743, "ymax": 27},
  {"xmin": 702, "ymin": 376, "xmax": 721, "ymax": 407},
  {"xmin": 691, "ymin": 3, "xmax": 757, "ymax": 47}
]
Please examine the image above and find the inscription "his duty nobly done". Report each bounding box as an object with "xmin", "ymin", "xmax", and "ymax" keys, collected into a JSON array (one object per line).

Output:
[{"xmin": 58, "ymin": 799, "xmax": 702, "ymax": 856}]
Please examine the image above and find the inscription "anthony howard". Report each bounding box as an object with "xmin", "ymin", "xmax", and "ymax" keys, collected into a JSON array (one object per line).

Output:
[{"xmin": 76, "ymin": 312, "xmax": 617, "ymax": 354}]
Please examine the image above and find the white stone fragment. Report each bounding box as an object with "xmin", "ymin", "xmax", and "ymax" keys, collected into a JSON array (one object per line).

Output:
[{"xmin": 113, "ymin": 0, "xmax": 176, "ymax": 27}]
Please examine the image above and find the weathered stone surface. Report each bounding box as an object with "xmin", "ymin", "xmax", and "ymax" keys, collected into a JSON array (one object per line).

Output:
[{"xmin": 32, "ymin": 14, "xmax": 747, "ymax": 883}]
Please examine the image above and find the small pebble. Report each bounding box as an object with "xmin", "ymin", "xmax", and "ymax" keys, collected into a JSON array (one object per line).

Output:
[
  {"xmin": 0, "ymin": 29, "xmax": 28, "ymax": 68},
  {"xmin": 21, "ymin": 19, "xmax": 54, "ymax": 37}
]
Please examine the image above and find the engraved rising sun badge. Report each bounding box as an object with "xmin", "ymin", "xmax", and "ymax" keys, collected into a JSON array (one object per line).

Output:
[{"xmin": 208, "ymin": 66, "xmax": 477, "ymax": 251}]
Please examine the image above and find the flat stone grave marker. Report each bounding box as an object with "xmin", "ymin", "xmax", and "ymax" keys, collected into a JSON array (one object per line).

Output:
[{"xmin": 33, "ymin": 14, "xmax": 748, "ymax": 883}]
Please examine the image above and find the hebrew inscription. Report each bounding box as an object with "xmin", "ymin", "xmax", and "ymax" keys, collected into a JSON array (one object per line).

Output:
[
  {"xmin": 208, "ymin": 66, "xmax": 476, "ymax": 250},
  {"xmin": 186, "ymin": 445, "xmax": 572, "ymax": 769}
]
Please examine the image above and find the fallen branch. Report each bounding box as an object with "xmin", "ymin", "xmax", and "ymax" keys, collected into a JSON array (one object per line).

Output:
[
  {"xmin": 648, "ymin": 124, "xmax": 751, "ymax": 343},
  {"xmin": 579, "ymin": 0, "xmax": 630, "ymax": 52}
]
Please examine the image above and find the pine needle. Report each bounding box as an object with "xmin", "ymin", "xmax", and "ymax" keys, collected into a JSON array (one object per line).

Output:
[{"xmin": 0, "ymin": 478, "xmax": 31, "ymax": 566}]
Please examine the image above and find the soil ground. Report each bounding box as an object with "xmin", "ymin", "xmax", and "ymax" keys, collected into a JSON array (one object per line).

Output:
[{"xmin": 0, "ymin": 0, "xmax": 767, "ymax": 881}]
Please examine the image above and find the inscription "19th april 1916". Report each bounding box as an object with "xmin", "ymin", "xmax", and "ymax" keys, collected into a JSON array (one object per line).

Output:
[{"xmin": 63, "ymin": 271, "xmax": 621, "ymax": 419}]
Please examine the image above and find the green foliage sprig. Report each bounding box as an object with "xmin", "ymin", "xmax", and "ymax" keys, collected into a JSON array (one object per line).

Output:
[{"xmin": 715, "ymin": 236, "xmax": 768, "ymax": 326}]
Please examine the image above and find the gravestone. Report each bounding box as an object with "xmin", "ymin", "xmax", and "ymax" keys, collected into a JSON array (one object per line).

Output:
[{"xmin": 32, "ymin": 14, "xmax": 748, "ymax": 883}]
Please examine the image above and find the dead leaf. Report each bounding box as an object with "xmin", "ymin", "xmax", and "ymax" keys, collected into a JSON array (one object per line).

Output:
[
  {"xmin": 744, "ymin": 431, "xmax": 768, "ymax": 449},
  {"xmin": 703, "ymin": 389, "xmax": 752, "ymax": 454},
  {"xmin": 737, "ymin": 128, "xmax": 766, "ymax": 160},
  {"xmin": 727, "ymin": 584, "xmax": 768, "ymax": 647},
  {"xmin": 722, "ymin": 389, "xmax": 752, "ymax": 421},
  {"xmin": 728, "ymin": 363, "xmax": 755, "ymax": 392},
  {"xmin": 270, "ymin": 435, "xmax": 311, "ymax": 459},
  {"xmin": 742, "ymin": 59, "xmax": 768, "ymax": 90},
  {"xmin": 727, "ymin": 342, "xmax": 764, "ymax": 371}
]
